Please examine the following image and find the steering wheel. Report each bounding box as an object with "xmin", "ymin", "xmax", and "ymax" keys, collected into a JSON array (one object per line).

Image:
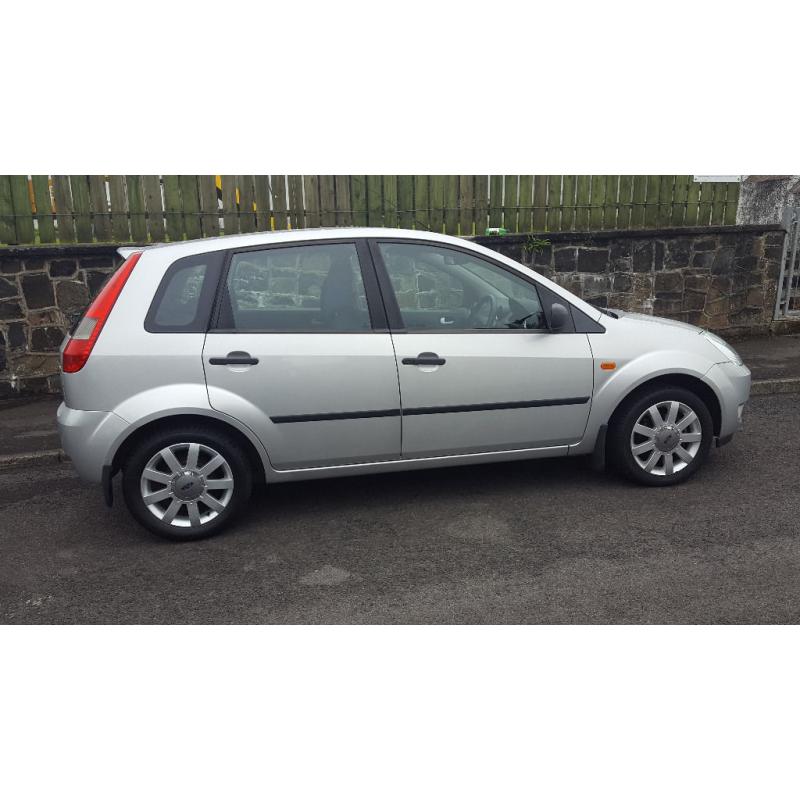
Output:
[{"xmin": 469, "ymin": 294, "xmax": 497, "ymax": 328}]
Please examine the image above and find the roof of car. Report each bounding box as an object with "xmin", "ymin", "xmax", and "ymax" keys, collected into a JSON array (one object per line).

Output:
[{"xmin": 118, "ymin": 227, "xmax": 470, "ymax": 259}]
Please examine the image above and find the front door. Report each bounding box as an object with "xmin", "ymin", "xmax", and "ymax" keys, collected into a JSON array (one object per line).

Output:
[
  {"xmin": 204, "ymin": 240, "xmax": 401, "ymax": 470},
  {"xmin": 371, "ymin": 240, "xmax": 594, "ymax": 458}
]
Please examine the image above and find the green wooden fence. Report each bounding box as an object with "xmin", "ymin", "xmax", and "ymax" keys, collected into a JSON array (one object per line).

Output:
[{"xmin": 0, "ymin": 175, "xmax": 741, "ymax": 245}]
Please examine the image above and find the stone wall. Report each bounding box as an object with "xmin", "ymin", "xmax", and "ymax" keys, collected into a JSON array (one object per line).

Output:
[
  {"xmin": 0, "ymin": 245, "xmax": 122, "ymax": 397},
  {"xmin": 474, "ymin": 224, "xmax": 791, "ymax": 334},
  {"xmin": 0, "ymin": 225, "xmax": 796, "ymax": 397}
]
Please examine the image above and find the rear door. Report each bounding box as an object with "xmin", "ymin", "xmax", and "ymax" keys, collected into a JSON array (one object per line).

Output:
[
  {"xmin": 203, "ymin": 239, "xmax": 401, "ymax": 470},
  {"xmin": 371, "ymin": 239, "xmax": 595, "ymax": 458}
]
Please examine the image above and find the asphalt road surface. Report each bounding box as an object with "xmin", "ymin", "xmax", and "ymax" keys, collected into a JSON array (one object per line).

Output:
[{"xmin": 1, "ymin": 393, "xmax": 798, "ymax": 624}]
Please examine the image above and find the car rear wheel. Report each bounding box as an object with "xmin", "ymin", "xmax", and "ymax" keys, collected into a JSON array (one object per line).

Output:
[
  {"xmin": 609, "ymin": 386, "xmax": 714, "ymax": 486},
  {"xmin": 122, "ymin": 427, "xmax": 252, "ymax": 541}
]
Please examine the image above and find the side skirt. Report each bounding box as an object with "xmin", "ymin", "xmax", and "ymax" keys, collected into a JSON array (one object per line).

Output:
[{"xmin": 266, "ymin": 444, "xmax": 571, "ymax": 484}]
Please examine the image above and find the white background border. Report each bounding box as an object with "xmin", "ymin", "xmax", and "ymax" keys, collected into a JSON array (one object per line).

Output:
[{"xmin": 2, "ymin": 1, "xmax": 798, "ymax": 797}]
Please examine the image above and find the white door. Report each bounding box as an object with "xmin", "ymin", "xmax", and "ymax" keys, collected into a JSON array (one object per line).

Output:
[{"xmin": 372, "ymin": 240, "xmax": 594, "ymax": 458}]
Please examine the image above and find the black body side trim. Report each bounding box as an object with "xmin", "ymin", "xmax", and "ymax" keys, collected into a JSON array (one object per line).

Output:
[
  {"xmin": 270, "ymin": 396, "xmax": 590, "ymax": 424},
  {"xmin": 403, "ymin": 397, "xmax": 590, "ymax": 416},
  {"xmin": 271, "ymin": 408, "xmax": 402, "ymax": 424}
]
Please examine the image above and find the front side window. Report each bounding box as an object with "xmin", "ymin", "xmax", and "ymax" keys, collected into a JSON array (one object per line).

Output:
[
  {"xmin": 377, "ymin": 242, "xmax": 546, "ymax": 331},
  {"xmin": 221, "ymin": 242, "xmax": 371, "ymax": 332}
]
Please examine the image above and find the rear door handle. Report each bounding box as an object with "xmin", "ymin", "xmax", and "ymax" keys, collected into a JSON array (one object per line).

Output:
[
  {"xmin": 402, "ymin": 352, "xmax": 446, "ymax": 366},
  {"xmin": 209, "ymin": 351, "xmax": 259, "ymax": 366}
]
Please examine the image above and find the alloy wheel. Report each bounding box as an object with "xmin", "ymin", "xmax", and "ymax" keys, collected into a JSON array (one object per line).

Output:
[
  {"xmin": 629, "ymin": 400, "xmax": 703, "ymax": 477},
  {"xmin": 139, "ymin": 442, "xmax": 234, "ymax": 528}
]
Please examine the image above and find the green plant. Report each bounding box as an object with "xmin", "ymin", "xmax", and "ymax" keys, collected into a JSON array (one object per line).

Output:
[{"xmin": 523, "ymin": 235, "xmax": 550, "ymax": 253}]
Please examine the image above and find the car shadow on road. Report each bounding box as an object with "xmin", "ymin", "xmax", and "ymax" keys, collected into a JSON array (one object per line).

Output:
[{"xmin": 249, "ymin": 453, "xmax": 625, "ymax": 517}]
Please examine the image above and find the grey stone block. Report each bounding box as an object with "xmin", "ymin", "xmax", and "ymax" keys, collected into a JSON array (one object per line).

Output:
[
  {"xmin": 654, "ymin": 240, "xmax": 665, "ymax": 270},
  {"xmin": 734, "ymin": 256, "xmax": 758, "ymax": 270},
  {"xmin": 7, "ymin": 322, "xmax": 27, "ymax": 349},
  {"xmin": 85, "ymin": 270, "xmax": 112, "ymax": 296},
  {"xmin": 0, "ymin": 259, "xmax": 22, "ymax": 274},
  {"xmin": 79, "ymin": 256, "xmax": 115, "ymax": 271},
  {"xmin": 612, "ymin": 273, "xmax": 633, "ymax": 293},
  {"xmin": 0, "ymin": 277, "xmax": 18, "ymax": 299},
  {"xmin": 31, "ymin": 326, "xmax": 66, "ymax": 351},
  {"xmin": 49, "ymin": 259, "xmax": 78, "ymax": 278},
  {"xmin": 694, "ymin": 237, "xmax": 717, "ymax": 251},
  {"xmin": 655, "ymin": 271, "xmax": 683, "ymax": 292},
  {"xmin": 0, "ymin": 299, "xmax": 24, "ymax": 320},
  {"xmin": 21, "ymin": 273, "xmax": 55, "ymax": 309},
  {"xmin": 577, "ymin": 248, "xmax": 609, "ymax": 273},
  {"xmin": 56, "ymin": 281, "xmax": 89, "ymax": 314},
  {"xmin": 691, "ymin": 251, "xmax": 714, "ymax": 270},
  {"xmin": 632, "ymin": 241, "xmax": 653, "ymax": 272},
  {"xmin": 531, "ymin": 246, "xmax": 552, "ymax": 268},
  {"xmin": 553, "ymin": 247, "xmax": 577, "ymax": 272},
  {"xmin": 664, "ymin": 238, "xmax": 692, "ymax": 268}
]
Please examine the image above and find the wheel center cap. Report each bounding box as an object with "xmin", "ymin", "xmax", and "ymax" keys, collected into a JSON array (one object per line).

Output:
[
  {"xmin": 655, "ymin": 424, "xmax": 681, "ymax": 452},
  {"xmin": 172, "ymin": 470, "xmax": 204, "ymax": 501}
]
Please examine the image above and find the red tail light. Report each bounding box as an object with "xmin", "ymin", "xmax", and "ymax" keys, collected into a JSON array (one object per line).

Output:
[{"xmin": 62, "ymin": 251, "xmax": 142, "ymax": 373}]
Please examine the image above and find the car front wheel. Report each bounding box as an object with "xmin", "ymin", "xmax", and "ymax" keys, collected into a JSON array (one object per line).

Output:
[
  {"xmin": 610, "ymin": 386, "xmax": 714, "ymax": 486},
  {"xmin": 122, "ymin": 427, "xmax": 252, "ymax": 541}
]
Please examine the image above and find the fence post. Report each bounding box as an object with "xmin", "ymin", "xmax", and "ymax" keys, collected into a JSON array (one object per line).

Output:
[
  {"xmin": 319, "ymin": 175, "xmax": 336, "ymax": 227},
  {"xmin": 351, "ymin": 176, "xmax": 367, "ymax": 226},
  {"xmin": 32, "ymin": 175, "xmax": 56, "ymax": 243},
  {"xmin": 52, "ymin": 176, "xmax": 76, "ymax": 242},
  {"xmin": 69, "ymin": 175, "xmax": 93, "ymax": 242},
  {"xmin": 108, "ymin": 176, "xmax": 131, "ymax": 242},
  {"xmin": 0, "ymin": 176, "xmax": 15, "ymax": 243},
  {"xmin": 334, "ymin": 175, "xmax": 352, "ymax": 227},
  {"xmin": 181, "ymin": 175, "xmax": 203, "ymax": 239},
  {"xmin": 271, "ymin": 176, "xmax": 289, "ymax": 230},
  {"xmin": 532, "ymin": 175, "xmax": 547, "ymax": 232},
  {"xmin": 221, "ymin": 175, "xmax": 240, "ymax": 235}
]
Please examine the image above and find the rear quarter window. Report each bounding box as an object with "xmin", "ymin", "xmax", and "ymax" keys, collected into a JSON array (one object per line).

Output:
[{"xmin": 145, "ymin": 251, "xmax": 224, "ymax": 333}]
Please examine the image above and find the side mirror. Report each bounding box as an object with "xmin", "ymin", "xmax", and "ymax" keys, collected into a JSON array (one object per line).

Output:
[{"xmin": 548, "ymin": 302, "xmax": 570, "ymax": 332}]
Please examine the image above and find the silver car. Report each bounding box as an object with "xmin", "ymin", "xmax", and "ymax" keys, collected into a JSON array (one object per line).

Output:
[{"xmin": 57, "ymin": 228, "xmax": 751, "ymax": 540}]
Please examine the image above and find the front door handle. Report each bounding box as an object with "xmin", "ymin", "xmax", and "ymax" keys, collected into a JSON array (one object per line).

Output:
[
  {"xmin": 402, "ymin": 352, "xmax": 446, "ymax": 366},
  {"xmin": 209, "ymin": 351, "xmax": 259, "ymax": 366}
]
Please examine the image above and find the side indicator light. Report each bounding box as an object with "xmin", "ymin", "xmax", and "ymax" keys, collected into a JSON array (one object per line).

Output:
[{"xmin": 600, "ymin": 361, "xmax": 617, "ymax": 371}]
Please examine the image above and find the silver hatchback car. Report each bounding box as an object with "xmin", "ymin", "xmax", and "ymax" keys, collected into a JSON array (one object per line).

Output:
[{"xmin": 57, "ymin": 228, "xmax": 751, "ymax": 540}]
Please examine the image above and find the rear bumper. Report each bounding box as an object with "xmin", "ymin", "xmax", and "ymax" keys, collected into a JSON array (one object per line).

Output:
[{"xmin": 57, "ymin": 403, "xmax": 129, "ymax": 483}]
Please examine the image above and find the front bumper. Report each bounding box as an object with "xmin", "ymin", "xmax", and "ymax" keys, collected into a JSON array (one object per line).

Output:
[
  {"xmin": 706, "ymin": 361, "xmax": 751, "ymax": 445},
  {"xmin": 57, "ymin": 403, "xmax": 128, "ymax": 483}
]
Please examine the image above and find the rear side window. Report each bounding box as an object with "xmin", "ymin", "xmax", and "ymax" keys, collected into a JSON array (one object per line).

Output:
[
  {"xmin": 145, "ymin": 251, "xmax": 224, "ymax": 333},
  {"xmin": 218, "ymin": 242, "xmax": 372, "ymax": 332}
]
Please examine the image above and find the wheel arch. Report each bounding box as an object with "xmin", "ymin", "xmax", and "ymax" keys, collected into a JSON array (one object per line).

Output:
[
  {"xmin": 606, "ymin": 373, "xmax": 722, "ymax": 437},
  {"xmin": 110, "ymin": 413, "xmax": 268, "ymax": 485}
]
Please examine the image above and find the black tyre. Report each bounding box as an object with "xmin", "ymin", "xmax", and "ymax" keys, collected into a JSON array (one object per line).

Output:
[
  {"xmin": 122, "ymin": 426, "xmax": 252, "ymax": 541},
  {"xmin": 608, "ymin": 385, "xmax": 714, "ymax": 486}
]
